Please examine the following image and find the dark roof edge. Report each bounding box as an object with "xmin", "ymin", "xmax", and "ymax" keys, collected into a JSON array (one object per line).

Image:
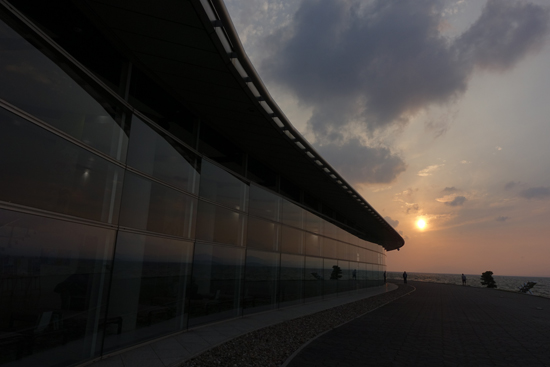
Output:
[{"xmin": 199, "ymin": 0, "xmax": 404, "ymax": 251}]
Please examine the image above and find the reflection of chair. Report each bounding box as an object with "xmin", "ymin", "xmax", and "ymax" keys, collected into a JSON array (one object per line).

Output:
[
  {"xmin": 310, "ymin": 272, "xmax": 323, "ymax": 280},
  {"xmin": 519, "ymin": 281, "xmax": 537, "ymax": 295}
]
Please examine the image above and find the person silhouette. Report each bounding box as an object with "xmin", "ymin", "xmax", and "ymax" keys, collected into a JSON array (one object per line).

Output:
[
  {"xmin": 403, "ymin": 271, "xmax": 408, "ymax": 284},
  {"xmin": 462, "ymin": 273, "xmax": 466, "ymax": 286}
]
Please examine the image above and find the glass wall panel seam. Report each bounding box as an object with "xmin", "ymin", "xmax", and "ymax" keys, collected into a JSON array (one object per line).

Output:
[
  {"xmin": 197, "ymin": 198, "xmax": 249, "ymax": 215},
  {"xmin": 116, "ymin": 226, "xmax": 196, "ymax": 242},
  {"xmin": 132, "ymin": 109, "xmax": 200, "ymax": 159},
  {"xmin": 0, "ymin": 1, "xmax": 133, "ymax": 111},
  {"xmin": 0, "ymin": 201, "xmax": 119, "ymax": 230},
  {"xmin": 125, "ymin": 166, "xmax": 200, "ymax": 199},
  {"xmin": 0, "ymin": 99, "xmax": 128, "ymax": 169}
]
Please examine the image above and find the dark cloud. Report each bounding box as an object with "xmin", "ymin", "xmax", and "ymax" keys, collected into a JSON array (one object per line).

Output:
[
  {"xmin": 504, "ymin": 181, "xmax": 519, "ymax": 190},
  {"xmin": 384, "ymin": 216, "xmax": 399, "ymax": 228},
  {"xmin": 456, "ymin": 0, "xmax": 550, "ymax": 72},
  {"xmin": 406, "ymin": 203, "xmax": 419, "ymax": 214},
  {"xmin": 263, "ymin": 0, "xmax": 550, "ymax": 142},
  {"xmin": 445, "ymin": 196, "xmax": 467, "ymax": 206},
  {"xmin": 317, "ymin": 139, "xmax": 406, "ymax": 184},
  {"xmin": 442, "ymin": 186, "xmax": 458, "ymax": 193},
  {"xmin": 496, "ymin": 216, "xmax": 509, "ymax": 222},
  {"xmin": 519, "ymin": 187, "xmax": 550, "ymax": 199}
]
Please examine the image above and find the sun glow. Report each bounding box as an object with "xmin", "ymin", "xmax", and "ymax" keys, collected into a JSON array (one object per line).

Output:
[{"xmin": 416, "ymin": 219, "xmax": 426, "ymax": 230}]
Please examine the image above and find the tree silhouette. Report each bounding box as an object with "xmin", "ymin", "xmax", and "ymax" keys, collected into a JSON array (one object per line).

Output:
[
  {"xmin": 330, "ymin": 265, "xmax": 342, "ymax": 280},
  {"xmin": 480, "ymin": 271, "xmax": 497, "ymax": 288}
]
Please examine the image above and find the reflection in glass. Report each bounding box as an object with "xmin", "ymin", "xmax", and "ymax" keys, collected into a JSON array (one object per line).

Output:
[
  {"xmin": 358, "ymin": 262, "xmax": 368, "ymax": 289},
  {"xmin": 195, "ymin": 201, "xmax": 246, "ymax": 246},
  {"xmin": 0, "ymin": 18, "xmax": 128, "ymax": 161},
  {"xmin": 199, "ymin": 160, "xmax": 248, "ymax": 211},
  {"xmin": 337, "ymin": 242, "xmax": 349, "ymax": 261},
  {"xmin": 281, "ymin": 226, "xmax": 303, "ymax": 254},
  {"xmin": 281, "ymin": 200, "xmax": 303, "ymax": 228},
  {"xmin": 279, "ymin": 254, "xmax": 304, "ymax": 307},
  {"xmin": 337, "ymin": 260, "xmax": 351, "ymax": 294},
  {"xmin": 349, "ymin": 261, "xmax": 359, "ymax": 292},
  {"xmin": 304, "ymin": 211, "xmax": 321, "ymax": 233},
  {"xmin": 188, "ymin": 244, "xmax": 244, "ymax": 327},
  {"xmin": 304, "ymin": 257, "xmax": 323, "ymax": 300},
  {"xmin": 127, "ymin": 116, "xmax": 199, "ymax": 194},
  {"xmin": 243, "ymin": 250, "xmax": 279, "ymax": 315},
  {"xmin": 249, "ymin": 185, "xmax": 280, "ymax": 221},
  {"xmin": 0, "ymin": 209, "xmax": 114, "ymax": 366},
  {"xmin": 304, "ymin": 233, "xmax": 320, "ymax": 257},
  {"xmin": 322, "ymin": 238, "xmax": 337, "ymax": 259},
  {"xmin": 323, "ymin": 259, "xmax": 338, "ymax": 298},
  {"xmin": 119, "ymin": 172, "xmax": 196, "ymax": 238},
  {"xmin": 103, "ymin": 233, "xmax": 192, "ymax": 352},
  {"xmin": 0, "ymin": 108, "xmax": 123, "ymax": 223},
  {"xmin": 247, "ymin": 217, "xmax": 279, "ymax": 251}
]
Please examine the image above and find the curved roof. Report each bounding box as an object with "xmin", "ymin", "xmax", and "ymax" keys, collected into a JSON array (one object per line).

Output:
[{"xmin": 78, "ymin": 0, "xmax": 404, "ymax": 251}]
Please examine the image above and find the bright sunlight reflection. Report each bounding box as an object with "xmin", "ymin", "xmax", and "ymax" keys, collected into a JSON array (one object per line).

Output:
[{"xmin": 416, "ymin": 219, "xmax": 426, "ymax": 230}]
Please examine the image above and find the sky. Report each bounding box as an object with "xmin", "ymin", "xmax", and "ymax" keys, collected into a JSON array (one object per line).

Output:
[{"xmin": 225, "ymin": 0, "xmax": 550, "ymax": 277}]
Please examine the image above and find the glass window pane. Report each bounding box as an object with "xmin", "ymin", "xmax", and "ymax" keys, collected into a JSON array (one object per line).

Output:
[
  {"xmin": 103, "ymin": 232, "xmax": 192, "ymax": 352},
  {"xmin": 0, "ymin": 108, "xmax": 123, "ymax": 223},
  {"xmin": 281, "ymin": 226, "xmax": 303, "ymax": 255},
  {"xmin": 119, "ymin": 172, "xmax": 196, "ymax": 238},
  {"xmin": 0, "ymin": 18, "xmax": 128, "ymax": 160},
  {"xmin": 337, "ymin": 242, "xmax": 349, "ymax": 261},
  {"xmin": 304, "ymin": 211, "xmax": 321, "ymax": 233},
  {"xmin": 127, "ymin": 116, "xmax": 199, "ymax": 194},
  {"xmin": 281, "ymin": 200, "xmax": 303, "ymax": 228},
  {"xmin": 304, "ymin": 233, "xmax": 320, "ymax": 257},
  {"xmin": 247, "ymin": 217, "xmax": 279, "ymax": 251},
  {"xmin": 338, "ymin": 260, "xmax": 351, "ymax": 294},
  {"xmin": 279, "ymin": 254, "xmax": 304, "ymax": 307},
  {"xmin": 243, "ymin": 250, "xmax": 279, "ymax": 315},
  {"xmin": 199, "ymin": 160, "xmax": 247, "ymax": 211},
  {"xmin": 322, "ymin": 238, "xmax": 337, "ymax": 259},
  {"xmin": 323, "ymin": 259, "xmax": 338, "ymax": 298},
  {"xmin": 195, "ymin": 201, "xmax": 246, "ymax": 246},
  {"xmin": 0, "ymin": 209, "xmax": 114, "ymax": 365},
  {"xmin": 249, "ymin": 185, "xmax": 280, "ymax": 221},
  {"xmin": 358, "ymin": 262, "xmax": 368, "ymax": 289},
  {"xmin": 188, "ymin": 244, "xmax": 244, "ymax": 327},
  {"xmin": 304, "ymin": 257, "xmax": 323, "ymax": 301}
]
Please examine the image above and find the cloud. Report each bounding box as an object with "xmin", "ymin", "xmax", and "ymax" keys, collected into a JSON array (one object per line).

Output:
[
  {"xmin": 384, "ymin": 216, "xmax": 399, "ymax": 228},
  {"xmin": 445, "ymin": 196, "xmax": 467, "ymax": 206},
  {"xmin": 317, "ymin": 138, "xmax": 406, "ymax": 184},
  {"xmin": 442, "ymin": 186, "xmax": 458, "ymax": 193},
  {"xmin": 262, "ymin": 0, "xmax": 550, "ymax": 142},
  {"xmin": 504, "ymin": 181, "xmax": 519, "ymax": 190},
  {"xmin": 418, "ymin": 164, "xmax": 444, "ymax": 177},
  {"xmin": 460, "ymin": 160, "xmax": 471, "ymax": 164},
  {"xmin": 406, "ymin": 203, "xmax": 420, "ymax": 214},
  {"xmin": 496, "ymin": 216, "xmax": 509, "ymax": 222},
  {"xmin": 519, "ymin": 187, "xmax": 550, "ymax": 199}
]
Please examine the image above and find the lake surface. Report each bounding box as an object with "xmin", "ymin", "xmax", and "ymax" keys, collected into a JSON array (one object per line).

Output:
[{"xmin": 387, "ymin": 272, "xmax": 550, "ymax": 298}]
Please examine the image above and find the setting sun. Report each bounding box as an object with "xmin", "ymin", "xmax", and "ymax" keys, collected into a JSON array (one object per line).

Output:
[{"xmin": 416, "ymin": 219, "xmax": 426, "ymax": 230}]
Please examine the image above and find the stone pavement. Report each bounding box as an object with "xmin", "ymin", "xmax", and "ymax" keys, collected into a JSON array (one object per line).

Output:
[
  {"xmin": 89, "ymin": 284, "xmax": 397, "ymax": 367},
  {"xmin": 287, "ymin": 281, "xmax": 550, "ymax": 367}
]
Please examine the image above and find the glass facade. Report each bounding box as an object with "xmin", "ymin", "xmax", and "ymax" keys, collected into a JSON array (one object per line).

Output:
[{"xmin": 0, "ymin": 6, "xmax": 388, "ymax": 367}]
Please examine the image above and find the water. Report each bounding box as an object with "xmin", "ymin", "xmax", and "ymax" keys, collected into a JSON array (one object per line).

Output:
[{"xmin": 387, "ymin": 272, "xmax": 550, "ymax": 298}]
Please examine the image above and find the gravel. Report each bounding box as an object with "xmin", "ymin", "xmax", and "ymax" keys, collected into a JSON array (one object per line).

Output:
[{"xmin": 181, "ymin": 284, "xmax": 414, "ymax": 367}]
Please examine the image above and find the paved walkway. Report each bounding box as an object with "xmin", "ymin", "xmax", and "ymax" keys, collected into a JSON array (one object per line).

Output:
[
  {"xmin": 288, "ymin": 281, "xmax": 550, "ymax": 367},
  {"xmin": 90, "ymin": 284, "xmax": 397, "ymax": 367}
]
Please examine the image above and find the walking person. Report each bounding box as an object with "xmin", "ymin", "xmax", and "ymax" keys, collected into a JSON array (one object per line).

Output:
[
  {"xmin": 403, "ymin": 271, "xmax": 407, "ymax": 284},
  {"xmin": 462, "ymin": 273, "xmax": 467, "ymax": 286},
  {"xmin": 383, "ymin": 270, "xmax": 387, "ymax": 284}
]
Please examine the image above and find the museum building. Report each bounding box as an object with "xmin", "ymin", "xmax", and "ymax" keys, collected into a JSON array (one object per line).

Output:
[{"xmin": 0, "ymin": 0, "xmax": 404, "ymax": 366}]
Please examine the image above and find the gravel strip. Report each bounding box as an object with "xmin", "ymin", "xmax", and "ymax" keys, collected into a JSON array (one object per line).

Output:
[{"xmin": 182, "ymin": 284, "xmax": 413, "ymax": 367}]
